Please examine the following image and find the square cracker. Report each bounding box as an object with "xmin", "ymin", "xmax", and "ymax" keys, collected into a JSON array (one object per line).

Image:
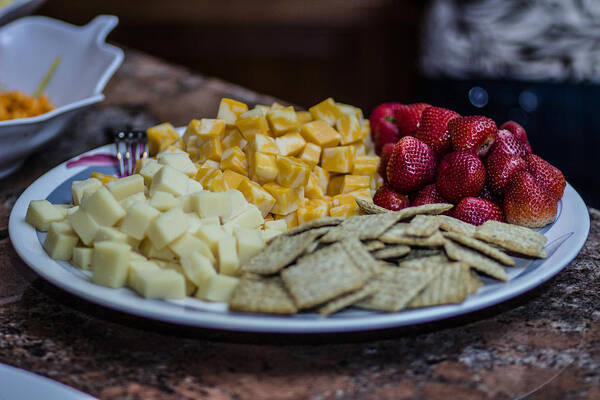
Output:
[
  {"xmin": 398, "ymin": 254, "xmax": 449, "ymax": 269},
  {"xmin": 407, "ymin": 262, "xmax": 471, "ymax": 308},
  {"xmin": 356, "ymin": 198, "xmax": 389, "ymax": 214},
  {"xmin": 284, "ymin": 217, "xmax": 344, "ymax": 236},
  {"xmin": 229, "ymin": 276, "xmax": 297, "ymax": 315},
  {"xmin": 443, "ymin": 231, "xmax": 515, "ymax": 266},
  {"xmin": 380, "ymin": 231, "xmax": 446, "ymax": 247},
  {"xmin": 355, "ymin": 265, "xmax": 439, "ymax": 312},
  {"xmin": 405, "ymin": 215, "xmax": 441, "ymax": 237},
  {"xmin": 372, "ymin": 245, "xmax": 411, "ymax": 260},
  {"xmin": 434, "ymin": 215, "xmax": 476, "ymax": 237},
  {"xmin": 318, "ymin": 279, "xmax": 381, "ymax": 316},
  {"xmin": 444, "ymin": 240, "xmax": 508, "ymax": 281},
  {"xmin": 321, "ymin": 213, "xmax": 403, "ymax": 242},
  {"xmin": 281, "ymin": 243, "xmax": 366, "ymax": 309},
  {"xmin": 340, "ymin": 237, "xmax": 382, "ymax": 277},
  {"xmin": 364, "ymin": 240, "xmax": 385, "ymax": 252},
  {"xmin": 242, "ymin": 229, "xmax": 326, "ymax": 274},
  {"xmin": 395, "ymin": 203, "xmax": 454, "ymax": 220},
  {"xmin": 475, "ymin": 220, "xmax": 547, "ymax": 258},
  {"xmin": 467, "ymin": 269, "xmax": 484, "ymax": 294},
  {"xmin": 399, "ymin": 248, "xmax": 444, "ymax": 262}
]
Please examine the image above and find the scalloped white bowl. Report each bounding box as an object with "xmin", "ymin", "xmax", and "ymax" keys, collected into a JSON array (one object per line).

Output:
[{"xmin": 0, "ymin": 15, "xmax": 123, "ymax": 178}]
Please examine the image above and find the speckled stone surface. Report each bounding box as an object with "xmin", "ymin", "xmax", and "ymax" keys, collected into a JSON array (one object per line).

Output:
[{"xmin": 1, "ymin": 50, "xmax": 599, "ymax": 400}]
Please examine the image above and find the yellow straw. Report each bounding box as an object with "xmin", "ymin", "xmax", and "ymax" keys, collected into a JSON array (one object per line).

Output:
[{"xmin": 33, "ymin": 56, "xmax": 61, "ymax": 97}]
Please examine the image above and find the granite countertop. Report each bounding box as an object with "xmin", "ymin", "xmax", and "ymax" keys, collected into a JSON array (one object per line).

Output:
[{"xmin": 1, "ymin": 50, "xmax": 599, "ymax": 400}]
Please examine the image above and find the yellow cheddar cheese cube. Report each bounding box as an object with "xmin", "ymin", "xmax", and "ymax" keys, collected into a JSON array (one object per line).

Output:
[
  {"xmin": 220, "ymin": 146, "xmax": 247, "ymax": 176},
  {"xmin": 270, "ymin": 102, "xmax": 285, "ymax": 110},
  {"xmin": 300, "ymin": 120, "xmax": 341, "ymax": 148},
  {"xmin": 248, "ymin": 152, "xmax": 278, "ymax": 184},
  {"xmin": 266, "ymin": 107, "xmax": 300, "ymax": 136},
  {"xmin": 206, "ymin": 171, "xmax": 228, "ymax": 192},
  {"xmin": 235, "ymin": 108, "xmax": 270, "ymax": 140},
  {"xmin": 217, "ymin": 98, "xmax": 248, "ymax": 125},
  {"xmin": 275, "ymin": 131, "xmax": 306, "ymax": 157},
  {"xmin": 327, "ymin": 175, "xmax": 344, "ymax": 196},
  {"xmin": 336, "ymin": 114, "xmax": 365, "ymax": 145},
  {"xmin": 331, "ymin": 192, "xmax": 357, "ymax": 208},
  {"xmin": 90, "ymin": 172, "xmax": 117, "ymax": 185},
  {"xmin": 222, "ymin": 127, "xmax": 247, "ymax": 150},
  {"xmin": 254, "ymin": 104, "xmax": 270, "ymax": 116},
  {"xmin": 350, "ymin": 142, "xmax": 367, "ymax": 157},
  {"xmin": 329, "ymin": 203, "xmax": 359, "ymax": 217},
  {"xmin": 263, "ymin": 182, "xmax": 301, "ymax": 216},
  {"xmin": 297, "ymin": 199, "xmax": 329, "ymax": 225},
  {"xmin": 296, "ymin": 111, "xmax": 312, "ymax": 124},
  {"xmin": 298, "ymin": 142, "xmax": 321, "ymax": 167},
  {"xmin": 198, "ymin": 137, "xmax": 223, "ymax": 162},
  {"xmin": 249, "ymin": 134, "xmax": 279, "ymax": 155},
  {"xmin": 223, "ymin": 169, "xmax": 247, "ymax": 190},
  {"xmin": 237, "ymin": 179, "xmax": 276, "ymax": 217},
  {"xmin": 304, "ymin": 172, "xmax": 325, "ymax": 199},
  {"xmin": 353, "ymin": 155, "xmax": 379, "ymax": 177},
  {"xmin": 275, "ymin": 210, "xmax": 298, "ymax": 229},
  {"xmin": 147, "ymin": 122, "xmax": 180, "ymax": 156},
  {"xmin": 195, "ymin": 165, "xmax": 220, "ymax": 187},
  {"xmin": 309, "ymin": 98, "xmax": 343, "ymax": 126},
  {"xmin": 275, "ymin": 156, "xmax": 310, "ymax": 188},
  {"xmin": 312, "ymin": 165, "xmax": 330, "ymax": 193},
  {"xmin": 321, "ymin": 146, "xmax": 354, "ymax": 173},
  {"xmin": 347, "ymin": 188, "xmax": 373, "ymax": 203},
  {"xmin": 185, "ymin": 118, "xmax": 226, "ymax": 141},
  {"xmin": 337, "ymin": 102, "xmax": 364, "ymax": 121},
  {"xmin": 339, "ymin": 174, "xmax": 370, "ymax": 194}
]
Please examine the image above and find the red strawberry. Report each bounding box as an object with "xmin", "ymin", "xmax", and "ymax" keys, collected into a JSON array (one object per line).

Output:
[
  {"xmin": 374, "ymin": 119, "xmax": 400, "ymax": 154},
  {"xmin": 485, "ymin": 148, "xmax": 527, "ymax": 196},
  {"xmin": 394, "ymin": 103, "xmax": 430, "ymax": 136},
  {"xmin": 373, "ymin": 185, "xmax": 410, "ymax": 211},
  {"xmin": 449, "ymin": 116, "xmax": 497, "ymax": 157},
  {"xmin": 414, "ymin": 106, "xmax": 460, "ymax": 156},
  {"xmin": 378, "ymin": 142, "xmax": 395, "ymax": 182},
  {"xmin": 500, "ymin": 121, "xmax": 532, "ymax": 154},
  {"xmin": 491, "ymin": 129, "xmax": 527, "ymax": 157},
  {"xmin": 479, "ymin": 184, "xmax": 502, "ymax": 206},
  {"xmin": 370, "ymin": 103, "xmax": 402, "ymax": 152},
  {"xmin": 436, "ymin": 151, "xmax": 486, "ymax": 203},
  {"xmin": 504, "ymin": 170, "xmax": 558, "ymax": 228},
  {"xmin": 453, "ymin": 197, "xmax": 504, "ymax": 226},
  {"xmin": 386, "ymin": 136, "xmax": 437, "ymax": 193},
  {"xmin": 524, "ymin": 154, "xmax": 566, "ymax": 201},
  {"xmin": 412, "ymin": 183, "xmax": 447, "ymax": 207}
]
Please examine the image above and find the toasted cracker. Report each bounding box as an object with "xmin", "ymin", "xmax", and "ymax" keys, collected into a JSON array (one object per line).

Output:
[
  {"xmin": 444, "ymin": 240, "xmax": 508, "ymax": 281},
  {"xmin": 242, "ymin": 229, "xmax": 325, "ymax": 274},
  {"xmin": 475, "ymin": 220, "xmax": 547, "ymax": 258},
  {"xmin": 405, "ymin": 215, "xmax": 441, "ymax": 237},
  {"xmin": 434, "ymin": 215, "xmax": 476, "ymax": 237},
  {"xmin": 321, "ymin": 213, "xmax": 403, "ymax": 242},
  {"xmin": 229, "ymin": 276, "xmax": 297, "ymax": 314},
  {"xmin": 408, "ymin": 262, "xmax": 470, "ymax": 308},
  {"xmin": 304, "ymin": 240, "xmax": 321, "ymax": 254},
  {"xmin": 340, "ymin": 237, "xmax": 382, "ymax": 277},
  {"xmin": 395, "ymin": 203, "xmax": 454, "ymax": 220},
  {"xmin": 372, "ymin": 245, "xmax": 411, "ymax": 260},
  {"xmin": 318, "ymin": 279, "xmax": 381, "ymax": 316},
  {"xmin": 399, "ymin": 248, "xmax": 445, "ymax": 262},
  {"xmin": 281, "ymin": 243, "xmax": 366, "ymax": 309},
  {"xmin": 364, "ymin": 240, "xmax": 385, "ymax": 252},
  {"xmin": 355, "ymin": 265, "xmax": 439, "ymax": 312},
  {"xmin": 356, "ymin": 198, "xmax": 389, "ymax": 214},
  {"xmin": 398, "ymin": 254, "xmax": 449, "ymax": 268},
  {"xmin": 380, "ymin": 231, "xmax": 446, "ymax": 247},
  {"xmin": 284, "ymin": 217, "xmax": 344, "ymax": 236},
  {"xmin": 467, "ymin": 269, "xmax": 484, "ymax": 294},
  {"xmin": 442, "ymin": 231, "xmax": 515, "ymax": 266}
]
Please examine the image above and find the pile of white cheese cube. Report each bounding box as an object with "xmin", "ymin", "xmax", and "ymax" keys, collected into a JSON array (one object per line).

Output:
[{"xmin": 25, "ymin": 152, "xmax": 287, "ymax": 302}]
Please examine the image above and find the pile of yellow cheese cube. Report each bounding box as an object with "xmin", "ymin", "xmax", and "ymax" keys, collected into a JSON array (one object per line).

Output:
[{"xmin": 144, "ymin": 98, "xmax": 382, "ymax": 229}]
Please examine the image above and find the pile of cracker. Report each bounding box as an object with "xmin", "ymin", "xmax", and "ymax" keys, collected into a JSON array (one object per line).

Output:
[{"xmin": 228, "ymin": 200, "xmax": 548, "ymax": 316}]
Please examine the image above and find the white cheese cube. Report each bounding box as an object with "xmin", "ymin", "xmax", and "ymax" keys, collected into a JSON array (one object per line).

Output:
[
  {"xmin": 129, "ymin": 251, "xmax": 148, "ymax": 263},
  {"xmin": 91, "ymin": 241, "xmax": 131, "ymax": 288},
  {"xmin": 149, "ymin": 165, "xmax": 189, "ymax": 197},
  {"xmin": 168, "ymin": 233, "xmax": 215, "ymax": 263},
  {"xmin": 127, "ymin": 259, "xmax": 160, "ymax": 287},
  {"xmin": 222, "ymin": 189, "xmax": 249, "ymax": 222},
  {"xmin": 43, "ymin": 221, "xmax": 79, "ymax": 260},
  {"xmin": 68, "ymin": 209, "xmax": 100, "ymax": 246},
  {"xmin": 119, "ymin": 192, "xmax": 147, "ymax": 210},
  {"xmin": 262, "ymin": 229, "xmax": 282, "ymax": 242},
  {"xmin": 106, "ymin": 174, "xmax": 144, "ymax": 201},
  {"xmin": 139, "ymin": 239, "xmax": 178, "ymax": 262},
  {"xmin": 72, "ymin": 247, "xmax": 94, "ymax": 269},
  {"xmin": 195, "ymin": 225, "xmax": 230, "ymax": 254},
  {"xmin": 94, "ymin": 226, "xmax": 128, "ymax": 244},
  {"xmin": 71, "ymin": 178, "xmax": 102, "ymax": 205},
  {"xmin": 146, "ymin": 208, "xmax": 188, "ymax": 249},
  {"xmin": 196, "ymin": 274, "xmax": 239, "ymax": 302},
  {"xmin": 180, "ymin": 251, "xmax": 216, "ymax": 287},
  {"xmin": 222, "ymin": 221, "xmax": 240, "ymax": 235},
  {"xmin": 264, "ymin": 219, "xmax": 288, "ymax": 232},
  {"xmin": 234, "ymin": 227, "xmax": 264, "ymax": 265},
  {"xmin": 217, "ymin": 235, "xmax": 239, "ymax": 276},
  {"xmin": 158, "ymin": 152, "xmax": 198, "ymax": 177},
  {"xmin": 185, "ymin": 179, "xmax": 204, "ymax": 195},
  {"xmin": 25, "ymin": 200, "xmax": 67, "ymax": 231},
  {"xmin": 129, "ymin": 263, "xmax": 186, "ymax": 299},
  {"xmin": 228, "ymin": 205, "xmax": 264, "ymax": 229},
  {"xmin": 66, "ymin": 205, "xmax": 79, "ymax": 215},
  {"xmin": 193, "ymin": 191, "xmax": 232, "ymax": 219},
  {"xmin": 178, "ymin": 195, "xmax": 195, "ymax": 213},
  {"xmin": 199, "ymin": 216, "xmax": 221, "ymax": 226},
  {"xmin": 81, "ymin": 186, "xmax": 125, "ymax": 227},
  {"xmin": 149, "ymin": 191, "xmax": 178, "ymax": 211},
  {"xmin": 154, "ymin": 262, "xmax": 196, "ymax": 296},
  {"xmin": 185, "ymin": 213, "xmax": 203, "ymax": 234},
  {"xmin": 119, "ymin": 202, "xmax": 160, "ymax": 240},
  {"xmin": 139, "ymin": 160, "xmax": 163, "ymax": 186}
]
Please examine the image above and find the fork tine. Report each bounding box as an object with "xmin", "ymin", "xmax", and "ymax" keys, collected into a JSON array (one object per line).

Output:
[
  {"xmin": 113, "ymin": 131, "xmax": 126, "ymax": 177},
  {"xmin": 125, "ymin": 131, "xmax": 135, "ymax": 176}
]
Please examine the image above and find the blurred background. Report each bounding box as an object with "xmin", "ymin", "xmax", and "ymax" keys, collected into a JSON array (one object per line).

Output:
[{"xmin": 35, "ymin": 0, "xmax": 600, "ymax": 207}]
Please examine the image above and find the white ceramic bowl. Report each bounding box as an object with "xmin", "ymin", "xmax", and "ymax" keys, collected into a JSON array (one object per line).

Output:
[
  {"xmin": 0, "ymin": 0, "xmax": 46, "ymax": 26},
  {"xmin": 0, "ymin": 15, "xmax": 123, "ymax": 178}
]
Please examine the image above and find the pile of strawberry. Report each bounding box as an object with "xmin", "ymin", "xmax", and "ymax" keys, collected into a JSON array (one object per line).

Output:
[{"xmin": 370, "ymin": 103, "xmax": 565, "ymax": 228}]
